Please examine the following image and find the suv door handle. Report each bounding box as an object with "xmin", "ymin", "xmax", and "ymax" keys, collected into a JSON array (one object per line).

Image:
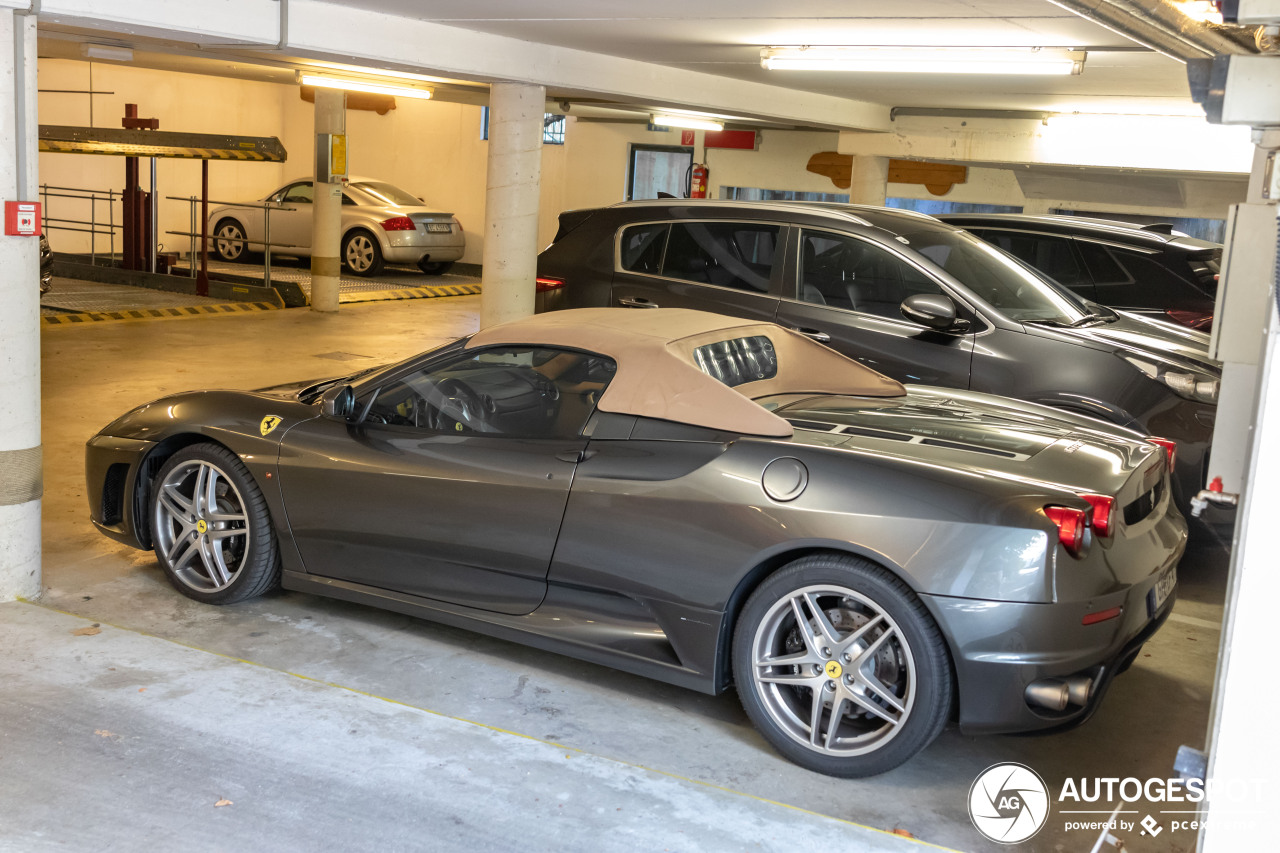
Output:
[
  {"xmin": 795, "ymin": 328, "xmax": 831, "ymax": 343},
  {"xmin": 618, "ymin": 297, "xmax": 659, "ymax": 309}
]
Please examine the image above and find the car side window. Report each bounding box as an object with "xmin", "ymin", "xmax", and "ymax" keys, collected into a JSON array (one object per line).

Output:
[
  {"xmin": 282, "ymin": 183, "xmax": 314, "ymax": 204},
  {"xmin": 1076, "ymin": 242, "xmax": 1203, "ymax": 306},
  {"xmin": 799, "ymin": 230, "xmax": 941, "ymax": 318},
  {"xmin": 970, "ymin": 230, "xmax": 1091, "ymax": 291},
  {"xmin": 360, "ymin": 347, "xmax": 617, "ymax": 438},
  {"xmin": 661, "ymin": 222, "xmax": 779, "ymax": 292},
  {"xmin": 619, "ymin": 223, "xmax": 668, "ymax": 273}
]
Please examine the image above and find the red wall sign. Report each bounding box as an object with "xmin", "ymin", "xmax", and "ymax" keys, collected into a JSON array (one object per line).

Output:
[
  {"xmin": 4, "ymin": 201, "xmax": 41, "ymax": 236},
  {"xmin": 704, "ymin": 129, "xmax": 758, "ymax": 150}
]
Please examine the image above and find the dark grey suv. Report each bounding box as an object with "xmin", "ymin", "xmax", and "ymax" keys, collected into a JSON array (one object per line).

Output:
[
  {"xmin": 536, "ymin": 200, "xmax": 1220, "ymax": 514},
  {"xmin": 938, "ymin": 213, "xmax": 1219, "ymax": 331}
]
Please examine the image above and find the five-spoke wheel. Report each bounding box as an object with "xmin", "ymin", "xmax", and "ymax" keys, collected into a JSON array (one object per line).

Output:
[
  {"xmin": 151, "ymin": 443, "xmax": 279, "ymax": 604},
  {"xmin": 733, "ymin": 555, "xmax": 951, "ymax": 777},
  {"xmin": 342, "ymin": 230, "xmax": 384, "ymax": 277},
  {"xmin": 213, "ymin": 218, "xmax": 247, "ymax": 262}
]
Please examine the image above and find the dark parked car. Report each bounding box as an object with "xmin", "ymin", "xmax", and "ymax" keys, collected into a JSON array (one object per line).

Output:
[
  {"xmin": 937, "ymin": 213, "xmax": 1220, "ymax": 330},
  {"xmin": 86, "ymin": 309, "xmax": 1183, "ymax": 777},
  {"xmin": 39, "ymin": 234, "xmax": 52, "ymax": 294},
  {"xmin": 536, "ymin": 200, "xmax": 1221, "ymax": 514}
]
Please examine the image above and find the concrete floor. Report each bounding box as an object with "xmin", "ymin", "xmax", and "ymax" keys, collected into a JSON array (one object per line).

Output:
[{"xmin": 11, "ymin": 295, "xmax": 1229, "ymax": 852}]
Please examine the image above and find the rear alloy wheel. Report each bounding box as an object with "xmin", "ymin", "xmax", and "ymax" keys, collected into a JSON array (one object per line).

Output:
[
  {"xmin": 733, "ymin": 554, "xmax": 952, "ymax": 777},
  {"xmin": 417, "ymin": 259, "xmax": 454, "ymax": 276},
  {"xmin": 213, "ymin": 219, "xmax": 248, "ymax": 262},
  {"xmin": 151, "ymin": 443, "xmax": 279, "ymax": 604},
  {"xmin": 342, "ymin": 230, "xmax": 384, "ymax": 277}
]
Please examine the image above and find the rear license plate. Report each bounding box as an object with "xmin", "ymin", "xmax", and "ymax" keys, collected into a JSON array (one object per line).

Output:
[
  {"xmin": 425, "ymin": 223, "xmax": 452, "ymax": 233},
  {"xmin": 1147, "ymin": 565, "xmax": 1177, "ymax": 617}
]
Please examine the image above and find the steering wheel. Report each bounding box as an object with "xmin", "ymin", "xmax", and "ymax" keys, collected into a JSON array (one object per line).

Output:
[{"xmin": 430, "ymin": 378, "xmax": 486, "ymax": 432}]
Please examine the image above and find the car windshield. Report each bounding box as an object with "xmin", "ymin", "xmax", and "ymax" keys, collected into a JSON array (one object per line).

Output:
[
  {"xmin": 897, "ymin": 226, "xmax": 1093, "ymax": 325},
  {"xmin": 350, "ymin": 181, "xmax": 422, "ymax": 207}
]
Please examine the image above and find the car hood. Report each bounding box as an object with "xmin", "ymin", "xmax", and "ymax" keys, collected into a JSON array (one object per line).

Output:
[
  {"xmin": 771, "ymin": 386, "xmax": 1161, "ymax": 498},
  {"xmin": 1025, "ymin": 311, "xmax": 1217, "ymax": 373}
]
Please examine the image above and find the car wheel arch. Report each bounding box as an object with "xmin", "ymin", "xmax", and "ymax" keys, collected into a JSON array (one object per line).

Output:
[
  {"xmin": 713, "ymin": 542, "xmax": 928, "ymax": 694},
  {"xmin": 131, "ymin": 433, "xmax": 240, "ymax": 550}
]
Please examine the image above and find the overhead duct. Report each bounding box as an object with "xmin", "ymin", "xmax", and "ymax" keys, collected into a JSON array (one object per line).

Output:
[{"xmin": 1047, "ymin": 0, "xmax": 1260, "ymax": 60}]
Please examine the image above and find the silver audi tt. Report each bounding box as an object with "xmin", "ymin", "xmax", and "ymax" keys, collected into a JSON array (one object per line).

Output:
[
  {"xmin": 208, "ymin": 176, "xmax": 464, "ymax": 277},
  {"xmin": 84, "ymin": 308, "xmax": 1185, "ymax": 776}
]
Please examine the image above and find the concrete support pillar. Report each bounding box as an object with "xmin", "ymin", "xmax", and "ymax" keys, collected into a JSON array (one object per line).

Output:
[
  {"xmin": 849, "ymin": 155, "xmax": 889, "ymax": 206},
  {"xmin": 0, "ymin": 9, "xmax": 42, "ymax": 601},
  {"xmin": 310, "ymin": 88, "xmax": 345, "ymax": 313},
  {"xmin": 480, "ymin": 82, "xmax": 545, "ymax": 329}
]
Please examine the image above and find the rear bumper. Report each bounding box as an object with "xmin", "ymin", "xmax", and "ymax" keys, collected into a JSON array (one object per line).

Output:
[
  {"xmin": 923, "ymin": 539, "xmax": 1183, "ymax": 735},
  {"xmin": 382, "ymin": 231, "xmax": 465, "ymax": 264}
]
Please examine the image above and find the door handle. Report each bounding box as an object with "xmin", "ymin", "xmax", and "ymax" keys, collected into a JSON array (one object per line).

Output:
[
  {"xmin": 556, "ymin": 449, "xmax": 598, "ymax": 463},
  {"xmin": 618, "ymin": 297, "xmax": 659, "ymax": 309},
  {"xmin": 796, "ymin": 328, "xmax": 831, "ymax": 343}
]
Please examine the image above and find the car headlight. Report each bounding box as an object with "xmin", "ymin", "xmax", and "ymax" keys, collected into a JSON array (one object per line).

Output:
[{"xmin": 1121, "ymin": 355, "xmax": 1219, "ymax": 404}]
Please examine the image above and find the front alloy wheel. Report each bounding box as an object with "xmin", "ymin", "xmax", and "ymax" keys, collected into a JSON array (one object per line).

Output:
[
  {"xmin": 733, "ymin": 555, "xmax": 952, "ymax": 776},
  {"xmin": 151, "ymin": 443, "xmax": 279, "ymax": 604},
  {"xmin": 213, "ymin": 219, "xmax": 247, "ymax": 262}
]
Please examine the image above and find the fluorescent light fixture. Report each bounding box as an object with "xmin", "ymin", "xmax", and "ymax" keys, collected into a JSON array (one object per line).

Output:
[
  {"xmin": 651, "ymin": 114, "xmax": 724, "ymax": 131},
  {"xmin": 299, "ymin": 74, "xmax": 433, "ymax": 100},
  {"xmin": 760, "ymin": 46, "xmax": 1086, "ymax": 75},
  {"xmin": 82, "ymin": 44, "xmax": 134, "ymax": 62}
]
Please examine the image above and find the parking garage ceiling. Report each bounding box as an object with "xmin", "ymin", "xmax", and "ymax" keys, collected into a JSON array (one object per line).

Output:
[{"xmin": 33, "ymin": 0, "xmax": 1260, "ymax": 128}]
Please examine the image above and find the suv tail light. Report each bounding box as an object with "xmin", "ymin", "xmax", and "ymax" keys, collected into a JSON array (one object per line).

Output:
[
  {"xmin": 1044, "ymin": 505, "xmax": 1088, "ymax": 558},
  {"xmin": 536, "ymin": 277, "xmax": 565, "ymax": 292},
  {"xmin": 1147, "ymin": 437, "xmax": 1177, "ymax": 471},
  {"xmin": 1081, "ymin": 494, "xmax": 1114, "ymax": 538},
  {"xmin": 380, "ymin": 216, "xmax": 416, "ymax": 231}
]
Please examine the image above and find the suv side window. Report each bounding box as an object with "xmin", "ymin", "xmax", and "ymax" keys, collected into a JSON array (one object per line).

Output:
[
  {"xmin": 361, "ymin": 347, "xmax": 617, "ymax": 439},
  {"xmin": 799, "ymin": 230, "xmax": 941, "ymax": 318},
  {"xmin": 1076, "ymin": 242, "xmax": 1202, "ymax": 307},
  {"xmin": 619, "ymin": 223, "xmax": 668, "ymax": 274},
  {"xmin": 661, "ymin": 222, "xmax": 779, "ymax": 292},
  {"xmin": 969, "ymin": 229, "xmax": 1091, "ymax": 294}
]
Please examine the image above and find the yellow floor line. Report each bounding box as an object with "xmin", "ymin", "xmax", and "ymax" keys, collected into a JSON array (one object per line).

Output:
[
  {"xmin": 42, "ymin": 302, "xmax": 279, "ymax": 325},
  {"xmin": 16, "ymin": 597, "xmax": 959, "ymax": 852}
]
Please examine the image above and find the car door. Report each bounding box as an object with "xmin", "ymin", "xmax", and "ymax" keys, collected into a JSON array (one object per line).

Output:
[
  {"xmin": 277, "ymin": 345, "xmax": 616, "ymax": 615},
  {"xmin": 609, "ymin": 219, "xmax": 783, "ymax": 323},
  {"xmin": 266, "ymin": 181, "xmax": 315, "ymax": 255},
  {"xmin": 773, "ymin": 227, "xmax": 975, "ymax": 387}
]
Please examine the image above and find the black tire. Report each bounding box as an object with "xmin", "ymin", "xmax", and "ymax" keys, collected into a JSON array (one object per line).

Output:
[
  {"xmin": 150, "ymin": 443, "xmax": 280, "ymax": 605},
  {"xmin": 417, "ymin": 259, "xmax": 454, "ymax": 276},
  {"xmin": 213, "ymin": 218, "xmax": 248, "ymax": 263},
  {"xmin": 732, "ymin": 554, "xmax": 952, "ymax": 777},
  {"xmin": 342, "ymin": 229, "xmax": 384, "ymax": 277}
]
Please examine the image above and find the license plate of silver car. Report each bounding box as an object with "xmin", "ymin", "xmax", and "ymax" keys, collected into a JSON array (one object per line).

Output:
[
  {"xmin": 1148, "ymin": 565, "xmax": 1177, "ymax": 617},
  {"xmin": 425, "ymin": 223, "xmax": 452, "ymax": 233}
]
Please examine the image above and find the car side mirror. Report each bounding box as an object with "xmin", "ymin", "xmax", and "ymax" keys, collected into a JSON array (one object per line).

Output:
[
  {"xmin": 901, "ymin": 293, "xmax": 969, "ymax": 333},
  {"xmin": 320, "ymin": 385, "xmax": 355, "ymax": 420}
]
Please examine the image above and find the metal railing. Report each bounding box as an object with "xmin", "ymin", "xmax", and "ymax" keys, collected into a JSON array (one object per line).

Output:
[
  {"xmin": 164, "ymin": 197, "xmax": 297, "ymax": 290},
  {"xmin": 38, "ymin": 185, "xmax": 121, "ymax": 264}
]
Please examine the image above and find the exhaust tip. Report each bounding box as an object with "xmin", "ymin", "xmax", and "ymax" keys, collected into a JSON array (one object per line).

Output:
[{"xmin": 1026, "ymin": 676, "xmax": 1095, "ymax": 712}]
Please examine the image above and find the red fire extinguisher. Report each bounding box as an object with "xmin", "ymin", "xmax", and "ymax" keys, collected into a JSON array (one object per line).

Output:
[{"xmin": 689, "ymin": 163, "xmax": 709, "ymax": 198}]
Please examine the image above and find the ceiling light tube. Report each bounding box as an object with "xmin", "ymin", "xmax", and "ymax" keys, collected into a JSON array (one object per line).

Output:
[
  {"xmin": 760, "ymin": 46, "xmax": 1086, "ymax": 76},
  {"xmin": 651, "ymin": 114, "xmax": 724, "ymax": 131},
  {"xmin": 299, "ymin": 74, "xmax": 434, "ymax": 100},
  {"xmin": 82, "ymin": 44, "xmax": 135, "ymax": 62}
]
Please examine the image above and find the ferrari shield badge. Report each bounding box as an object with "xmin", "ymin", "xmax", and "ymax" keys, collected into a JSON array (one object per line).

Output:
[{"xmin": 260, "ymin": 415, "xmax": 283, "ymax": 436}]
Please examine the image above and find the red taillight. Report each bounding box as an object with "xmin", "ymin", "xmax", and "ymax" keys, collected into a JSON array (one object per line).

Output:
[
  {"xmin": 380, "ymin": 216, "xmax": 416, "ymax": 231},
  {"xmin": 1164, "ymin": 309, "xmax": 1213, "ymax": 330},
  {"xmin": 1082, "ymin": 606, "xmax": 1123, "ymax": 626},
  {"xmin": 1147, "ymin": 437, "xmax": 1177, "ymax": 471},
  {"xmin": 1044, "ymin": 505, "xmax": 1088, "ymax": 558},
  {"xmin": 536, "ymin": 277, "xmax": 565, "ymax": 292},
  {"xmin": 1081, "ymin": 494, "xmax": 1114, "ymax": 538}
]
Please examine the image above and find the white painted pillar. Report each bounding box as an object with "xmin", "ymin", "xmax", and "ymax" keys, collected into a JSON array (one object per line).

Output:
[
  {"xmin": 480, "ymin": 82, "xmax": 545, "ymax": 329},
  {"xmin": 0, "ymin": 9, "xmax": 41, "ymax": 601},
  {"xmin": 310, "ymin": 88, "xmax": 344, "ymax": 313},
  {"xmin": 849, "ymin": 155, "xmax": 889, "ymax": 206}
]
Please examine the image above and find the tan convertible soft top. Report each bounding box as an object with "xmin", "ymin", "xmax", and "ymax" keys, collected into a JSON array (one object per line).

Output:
[{"xmin": 466, "ymin": 308, "xmax": 905, "ymax": 437}]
